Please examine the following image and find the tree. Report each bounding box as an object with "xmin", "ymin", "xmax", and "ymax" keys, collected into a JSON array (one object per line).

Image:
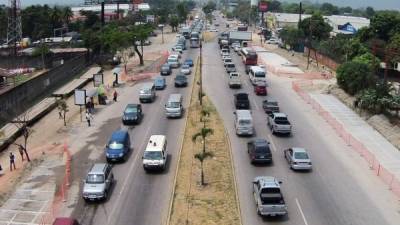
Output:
[
  {"xmin": 339, "ymin": 7, "xmax": 352, "ymax": 15},
  {"xmin": 336, "ymin": 61, "xmax": 376, "ymax": 95},
  {"xmin": 370, "ymin": 11, "xmax": 400, "ymax": 41},
  {"xmin": 279, "ymin": 27, "xmax": 304, "ymax": 49},
  {"xmin": 386, "ymin": 33, "xmax": 400, "ymax": 64},
  {"xmin": 365, "ymin": 7, "xmax": 375, "ymax": 18},
  {"xmin": 200, "ymin": 107, "xmax": 211, "ymax": 128},
  {"xmin": 32, "ymin": 43, "xmax": 51, "ymax": 69},
  {"xmin": 10, "ymin": 112, "xmax": 33, "ymax": 162},
  {"xmin": 267, "ymin": 0, "xmax": 282, "ymax": 12},
  {"xmin": 203, "ymin": 1, "xmax": 216, "ymax": 15},
  {"xmin": 80, "ymin": 10, "xmax": 100, "ymax": 29},
  {"xmin": 169, "ymin": 15, "xmax": 179, "ymax": 32},
  {"xmin": 56, "ymin": 98, "xmax": 69, "ymax": 126},
  {"xmin": 194, "ymin": 151, "xmax": 214, "ymax": 186},
  {"xmin": 320, "ymin": 3, "xmax": 339, "ymax": 15},
  {"xmin": 176, "ymin": 2, "xmax": 189, "ymax": 23},
  {"xmin": 128, "ymin": 24, "xmax": 153, "ymax": 65},
  {"xmin": 359, "ymin": 81, "xmax": 396, "ymax": 113},
  {"xmin": 352, "ymin": 52, "xmax": 380, "ymax": 71},
  {"xmin": 61, "ymin": 7, "xmax": 73, "ymax": 28},
  {"xmin": 299, "ymin": 13, "xmax": 332, "ymax": 42},
  {"xmin": 192, "ymin": 127, "xmax": 214, "ymax": 154}
]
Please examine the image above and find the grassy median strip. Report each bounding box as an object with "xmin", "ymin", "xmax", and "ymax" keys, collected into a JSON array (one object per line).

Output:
[{"xmin": 168, "ymin": 58, "xmax": 241, "ymax": 225}]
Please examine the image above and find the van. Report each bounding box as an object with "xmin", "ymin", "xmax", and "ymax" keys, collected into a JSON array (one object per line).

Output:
[
  {"xmin": 105, "ymin": 130, "xmax": 131, "ymax": 162},
  {"xmin": 165, "ymin": 94, "xmax": 183, "ymax": 118},
  {"xmin": 82, "ymin": 163, "xmax": 114, "ymax": 201},
  {"xmin": 52, "ymin": 218, "xmax": 80, "ymax": 225},
  {"xmin": 142, "ymin": 135, "xmax": 168, "ymax": 171},
  {"xmin": 139, "ymin": 82, "xmax": 156, "ymax": 103},
  {"xmin": 249, "ymin": 66, "xmax": 266, "ymax": 85},
  {"xmin": 234, "ymin": 110, "xmax": 254, "ymax": 136}
]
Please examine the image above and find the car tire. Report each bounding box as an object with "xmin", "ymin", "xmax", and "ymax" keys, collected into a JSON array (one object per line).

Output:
[
  {"xmin": 103, "ymin": 190, "xmax": 108, "ymax": 200},
  {"xmin": 256, "ymin": 206, "xmax": 261, "ymax": 216}
]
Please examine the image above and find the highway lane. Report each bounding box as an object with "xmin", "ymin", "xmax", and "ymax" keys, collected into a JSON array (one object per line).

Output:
[
  {"xmin": 202, "ymin": 36, "xmax": 400, "ymax": 225},
  {"xmin": 71, "ymin": 42, "xmax": 199, "ymax": 225}
]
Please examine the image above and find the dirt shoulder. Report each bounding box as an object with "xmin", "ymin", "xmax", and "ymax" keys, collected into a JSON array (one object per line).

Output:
[{"xmin": 168, "ymin": 59, "xmax": 241, "ymax": 225}]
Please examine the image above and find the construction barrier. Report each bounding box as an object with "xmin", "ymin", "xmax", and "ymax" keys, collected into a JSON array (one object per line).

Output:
[{"xmin": 292, "ymin": 80, "xmax": 400, "ymax": 199}]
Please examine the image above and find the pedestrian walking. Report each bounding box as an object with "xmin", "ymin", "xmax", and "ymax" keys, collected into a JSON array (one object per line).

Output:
[
  {"xmin": 85, "ymin": 111, "xmax": 93, "ymax": 127},
  {"xmin": 18, "ymin": 146, "xmax": 24, "ymax": 161},
  {"xmin": 9, "ymin": 152, "xmax": 16, "ymax": 171},
  {"xmin": 113, "ymin": 90, "xmax": 118, "ymax": 102}
]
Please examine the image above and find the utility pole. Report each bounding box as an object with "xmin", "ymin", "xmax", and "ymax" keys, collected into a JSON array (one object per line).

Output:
[
  {"xmin": 6, "ymin": 0, "xmax": 22, "ymax": 57},
  {"xmin": 101, "ymin": 0, "xmax": 105, "ymax": 27},
  {"xmin": 199, "ymin": 38, "xmax": 203, "ymax": 106},
  {"xmin": 298, "ymin": 2, "xmax": 302, "ymax": 28}
]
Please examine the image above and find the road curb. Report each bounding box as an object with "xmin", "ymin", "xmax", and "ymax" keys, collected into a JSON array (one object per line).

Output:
[
  {"xmin": 164, "ymin": 56, "xmax": 200, "ymax": 225},
  {"xmin": 224, "ymin": 126, "xmax": 244, "ymax": 225}
]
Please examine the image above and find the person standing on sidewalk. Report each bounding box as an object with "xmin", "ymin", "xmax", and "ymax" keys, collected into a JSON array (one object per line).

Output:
[
  {"xmin": 113, "ymin": 90, "xmax": 118, "ymax": 102},
  {"xmin": 85, "ymin": 111, "xmax": 93, "ymax": 127},
  {"xmin": 9, "ymin": 152, "xmax": 16, "ymax": 171},
  {"xmin": 18, "ymin": 146, "xmax": 24, "ymax": 161}
]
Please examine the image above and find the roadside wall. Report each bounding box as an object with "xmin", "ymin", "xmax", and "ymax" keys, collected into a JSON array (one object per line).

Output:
[
  {"xmin": 304, "ymin": 47, "xmax": 339, "ymax": 70},
  {"xmin": 0, "ymin": 54, "xmax": 88, "ymax": 125}
]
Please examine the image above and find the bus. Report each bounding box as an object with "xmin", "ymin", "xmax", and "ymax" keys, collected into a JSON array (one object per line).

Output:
[
  {"xmin": 190, "ymin": 37, "xmax": 200, "ymax": 48},
  {"xmin": 241, "ymin": 48, "xmax": 258, "ymax": 65}
]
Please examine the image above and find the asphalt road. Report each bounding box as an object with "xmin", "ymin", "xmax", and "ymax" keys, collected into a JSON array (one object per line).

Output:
[
  {"xmin": 202, "ymin": 14, "xmax": 400, "ymax": 225},
  {"xmin": 71, "ymin": 42, "xmax": 199, "ymax": 225}
]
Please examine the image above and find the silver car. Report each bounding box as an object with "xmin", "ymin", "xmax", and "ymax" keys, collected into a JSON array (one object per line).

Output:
[
  {"xmin": 284, "ymin": 148, "xmax": 312, "ymax": 171},
  {"xmin": 82, "ymin": 163, "xmax": 114, "ymax": 201}
]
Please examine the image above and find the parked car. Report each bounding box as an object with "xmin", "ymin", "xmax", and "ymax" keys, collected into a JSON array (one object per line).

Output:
[
  {"xmin": 184, "ymin": 58, "xmax": 194, "ymax": 67},
  {"xmin": 253, "ymin": 176, "xmax": 287, "ymax": 217},
  {"xmin": 284, "ymin": 148, "xmax": 312, "ymax": 171},
  {"xmin": 254, "ymin": 82, "xmax": 267, "ymax": 95},
  {"xmin": 181, "ymin": 64, "xmax": 192, "ymax": 75},
  {"xmin": 267, "ymin": 113, "xmax": 292, "ymax": 135},
  {"xmin": 262, "ymin": 100, "xmax": 279, "ymax": 115},
  {"xmin": 248, "ymin": 139, "xmax": 272, "ymax": 164},
  {"xmin": 82, "ymin": 163, "xmax": 114, "ymax": 202},
  {"xmin": 234, "ymin": 93, "xmax": 250, "ymax": 109},
  {"xmin": 160, "ymin": 63, "xmax": 172, "ymax": 75},
  {"xmin": 225, "ymin": 63, "xmax": 236, "ymax": 73},
  {"xmin": 122, "ymin": 104, "xmax": 143, "ymax": 125},
  {"xmin": 174, "ymin": 74, "xmax": 188, "ymax": 87},
  {"xmin": 105, "ymin": 130, "xmax": 131, "ymax": 162}
]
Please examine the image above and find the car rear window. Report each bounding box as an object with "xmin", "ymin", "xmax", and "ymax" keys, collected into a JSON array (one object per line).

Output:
[
  {"xmin": 86, "ymin": 174, "xmax": 104, "ymax": 184},
  {"xmin": 294, "ymin": 152, "xmax": 309, "ymax": 159}
]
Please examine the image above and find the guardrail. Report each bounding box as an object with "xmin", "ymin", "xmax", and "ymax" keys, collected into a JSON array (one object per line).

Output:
[{"xmin": 292, "ymin": 80, "xmax": 400, "ymax": 198}]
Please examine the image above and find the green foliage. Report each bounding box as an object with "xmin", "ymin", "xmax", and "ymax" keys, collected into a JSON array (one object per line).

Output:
[
  {"xmin": 169, "ymin": 15, "xmax": 180, "ymax": 32},
  {"xmin": 369, "ymin": 11, "xmax": 400, "ymax": 41},
  {"xmin": 279, "ymin": 27, "xmax": 304, "ymax": 48},
  {"xmin": 336, "ymin": 61, "xmax": 376, "ymax": 95},
  {"xmin": 32, "ymin": 43, "xmax": 50, "ymax": 57},
  {"xmin": 267, "ymin": 0, "xmax": 282, "ymax": 12},
  {"xmin": 365, "ymin": 7, "xmax": 375, "ymax": 18},
  {"xmin": 352, "ymin": 52, "xmax": 380, "ymax": 71},
  {"xmin": 176, "ymin": 2, "xmax": 189, "ymax": 23},
  {"xmin": 0, "ymin": 5, "xmax": 7, "ymax": 40},
  {"xmin": 299, "ymin": 13, "xmax": 332, "ymax": 42},
  {"xmin": 359, "ymin": 82, "xmax": 398, "ymax": 113},
  {"xmin": 203, "ymin": 1, "xmax": 216, "ymax": 15},
  {"xmin": 101, "ymin": 25, "xmax": 131, "ymax": 54},
  {"xmin": 386, "ymin": 33, "xmax": 400, "ymax": 64},
  {"xmin": 281, "ymin": 3, "xmax": 301, "ymax": 14},
  {"xmin": 320, "ymin": 3, "xmax": 339, "ymax": 15}
]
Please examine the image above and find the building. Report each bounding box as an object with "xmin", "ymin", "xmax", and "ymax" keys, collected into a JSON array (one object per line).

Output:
[
  {"xmin": 272, "ymin": 13, "xmax": 311, "ymax": 28},
  {"xmin": 324, "ymin": 15, "xmax": 370, "ymax": 36}
]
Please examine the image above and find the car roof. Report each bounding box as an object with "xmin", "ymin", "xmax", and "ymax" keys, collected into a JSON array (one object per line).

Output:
[
  {"xmin": 110, "ymin": 130, "xmax": 129, "ymax": 143},
  {"xmin": 185, "ymin": 59, "xmax": 193, "ymax": 62},
  {"xmin": 155, "ymin": 76, "xmax": 165, "ymax": 80},
  {"xmin": 253, "ymin": 139, "xmax": 268, "ymax": 145},
  {"xmin": 145, "ymin": 135, "xmax": 166, "ymax": 152},
  {"xmin": 88, "ymin": 163, "xmax": 107, "ymax": 175},
  {"xmin": 126, "ymin": 103, "xmax": 140, "ymax": 108},
  {"xmin": 254, "ymin": 176, "xmax": 280, "ymax": 188}
]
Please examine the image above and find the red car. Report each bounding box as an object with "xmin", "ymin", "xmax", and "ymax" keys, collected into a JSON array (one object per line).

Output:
[{"xmin": 254, "ymin": 82, "xmax": 267, "ymax": 95}]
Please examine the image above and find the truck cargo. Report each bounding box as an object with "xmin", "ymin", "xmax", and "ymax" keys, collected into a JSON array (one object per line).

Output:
[{"xmin": 229, "ymin": 31, "xmax": 252, "ymax": 44}]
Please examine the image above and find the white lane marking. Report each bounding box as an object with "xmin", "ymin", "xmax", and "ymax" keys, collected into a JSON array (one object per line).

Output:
[
  {"xmin": 267, "ymin": 134, "xmax": 277, "ymax": 152},
  {"xmin": 296, "ymin": 198, "xmax": 310, "ymax": 225},
  {"xmin": 252, "ymin": 98, "xmax": 260, "ymax": 111},
  {"xmin": 107, "ymin": 121, "xmax": 153, "ymax": 224}
]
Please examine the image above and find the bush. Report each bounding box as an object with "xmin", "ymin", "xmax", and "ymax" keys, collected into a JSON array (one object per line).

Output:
[{"xmin": 336, "ymin": 61, "xmax": 376, "ymax": 95}]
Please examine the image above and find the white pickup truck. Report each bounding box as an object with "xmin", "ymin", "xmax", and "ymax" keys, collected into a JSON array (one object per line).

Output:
[
  {"xmin": 253, "ymin": 176, "xmax": 288, "ymax": 217},
  {"xmin": 228, "ymin": 72, "xmax": 241, "ymax": 88},
  {"xmin": 267, "ymin": 113, "xmax": 292, "ymax": 135}
]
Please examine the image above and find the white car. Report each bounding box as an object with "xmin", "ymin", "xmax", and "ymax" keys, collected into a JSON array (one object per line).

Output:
[
  {"xmin": 180, "ymin": 64, "xmax": 191, "ymax": 75},
  {"xmin": 222, "ymin": 55, "xmax": 231, "ymax": 60},
  {"xmin": 234, "ymin": 46, "xmax": 241, "ymax": 52},
  {"xmin": 284, "ymin": 147, "xmax": 312, "ymax": 171},
  {"xmin": 231, "ymin": 42, "xmax": 240, "ymax": 49},
  {"xmin": 267, "ymin": 38, "xmax": 278, "ymax": 44},
  {"xmin": 223, "ymin": 58, "xmax": 233, "ymax": 67},
  {"xmin": 221, "ymin": 52, "xmax": 230, "ymax": 58},
  {"xmin": 208, "ymin": 28, "xmax": 218, "ymax": 32}
]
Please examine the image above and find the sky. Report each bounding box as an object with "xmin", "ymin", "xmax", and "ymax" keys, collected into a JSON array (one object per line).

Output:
[{"xmin": 0, "ymin": 0, "xmax": 399, "ymax": 10}]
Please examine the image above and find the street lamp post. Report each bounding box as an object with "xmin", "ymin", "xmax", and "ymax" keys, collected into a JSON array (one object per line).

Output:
[{"xmin": 158, "ymin": 24, "xmax": 165, "ymax": 44}]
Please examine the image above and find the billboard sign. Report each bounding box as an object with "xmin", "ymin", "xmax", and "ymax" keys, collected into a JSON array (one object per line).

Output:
[
  {"xmin": 258, "ymin": 1, "xmax": 268, "ymax": 12},
  {"xmin": 74, "ymin": 89, "xmax": 86, "ymax": 106}
]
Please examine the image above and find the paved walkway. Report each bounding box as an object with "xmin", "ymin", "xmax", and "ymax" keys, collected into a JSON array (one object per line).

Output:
[{"xmin": 0, "ymin": 154, "xmax": 62, "ymax": 225}]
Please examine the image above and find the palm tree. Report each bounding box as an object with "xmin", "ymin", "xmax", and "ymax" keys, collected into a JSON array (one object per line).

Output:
[
  {"xmin": 200, "ymin": 107, "xmax": 210, "ymax": 127},
  {"xmin": 194, "ymin": 151, "xmax": 214, "ymax": 185},
  {"xmin": 61, "ymin": 7, "xmax": 73, "ymax": 29},
  {"xmin": 192, "ymin": 127, "xmax": 214, "ymax": 153}
]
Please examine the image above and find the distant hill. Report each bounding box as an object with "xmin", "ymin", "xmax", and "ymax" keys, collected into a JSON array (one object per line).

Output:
[{"xmin": 284, "ymin": 0, "xmax": 400, "ymax": 11}]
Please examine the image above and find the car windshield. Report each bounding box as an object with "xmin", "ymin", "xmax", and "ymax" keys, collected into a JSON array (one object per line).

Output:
[
  {"xmin": 227, "ymin": 64, "xmax": 235, "ymax": 68},
  {"xmin": 125, "ymin": 107, "xmax": 138, "ymax": 113},
  {"xmin": 182, "ymin": 65, "xmax": 189, "ymax": 69},
  {"xmin": 108, "ymin": 142, "xmax": 124, "ymax": 150},
  {"xmin": 176, "ymin": 76, "xmax": 186, "ymax": 80},
  {"xmin": 294, "ymin": 152, "xmax": 309, "ymax": 159},
  {"xmin": 166, "ymin": 102, "xmax": 180, "ymax": 108},
  {"xmin": 185, "ymin": 60, "xmax": 192, "ymax": 64},
  {"xmin": 168, "ymin": 59, "xmax": 177, "ymax": 63},
  {"xmin": 162, "ymin": 66, "xmax": 169, "ymax": 70},
  {"xmin": 239, "ymin": 119, "xmax": 251, "ymax": 126},
  {"xmin": 143, "ymin": 151, "xmax": 163, "ymax": 160},
  {"xmin": 155, "ymin": 79, "xmax": 164, "ymax": 84},
  {"xmin": 86, "ymin": 174, "xmax": 104, "ymax": 184}
]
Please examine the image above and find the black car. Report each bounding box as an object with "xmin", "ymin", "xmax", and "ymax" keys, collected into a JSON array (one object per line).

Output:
[
  {"xmin": 160, "ymin": 64, "xmax": 172, "ymax": 75},
  {"xmin": 174, "ymin": 74, "xmax": 188, "ymax": 87},
  {"xmin": 234, "ymin": 93, "xmax": 250, "ymax": 109},
  {"xmin": 247, "ymin": 139, "xmax": 272, "ymax": 164},
  {"xmin": 122, "ymin": 104, "xmax": 143, "ymax": 125},
  {"xmin": 262, "ymin": 100, "xmax": 280, "ymax": 115}
]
